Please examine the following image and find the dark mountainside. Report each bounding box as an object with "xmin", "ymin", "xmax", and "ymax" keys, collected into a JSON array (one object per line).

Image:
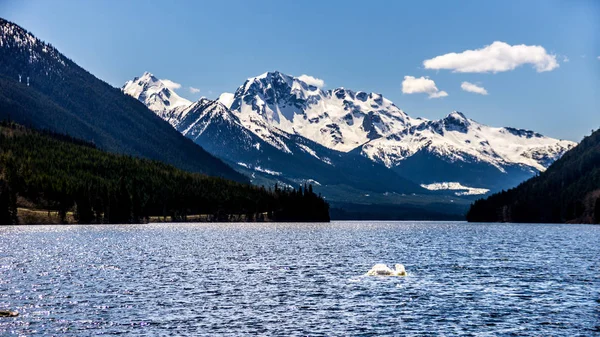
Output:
[
  {"xmin": 0, "ymin": 18, "xmax": 245, "ymax": 182},
  {"xmin": 467, "ymin": 128, "xmax": 600, "ymax": 224},
  {"xmin": 0, "ymin": 122, "xmax": 330, "ymax": 224}
]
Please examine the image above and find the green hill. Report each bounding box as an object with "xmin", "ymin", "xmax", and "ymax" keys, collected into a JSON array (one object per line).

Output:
[
  {"xmin": 0, "ymin": 18, "xmax": 245, "ymax": 182},
  {"xmin": 467, "ymin": 128, "xmax": 600, "ymax": 224},
  {"xmin": 0, "ymin": 122, "xmax": 329, "ymax": 224}
]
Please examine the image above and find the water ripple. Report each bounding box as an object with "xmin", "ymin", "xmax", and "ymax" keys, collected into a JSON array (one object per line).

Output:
[{"xmin": 0, "ymin": 221, "xmax": 598, "ymax": 336}]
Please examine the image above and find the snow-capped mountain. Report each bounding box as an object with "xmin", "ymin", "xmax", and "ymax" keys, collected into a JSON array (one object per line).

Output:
[
  {"xmin": 175, "ymin": 97, "xmax": 267, "ymax": 159},
  {"xmin": 122, "ymin": 72, "xmax": 191, "ymax": 126},
  {"xmin": 226, "ymin": 72, "xmax": 575, "ymax": 187},
  {"xmin": 229, "ymin": 71, "xmax": 413, "ymax": 152},
  {"xmin": 362, "ymin": 111, "xmax": 575, "ymax": 172},
  {"xmin": 125, "ymin": 79, "xmax": 424, "ymax": 196},
  {"xmin": 123, "ymin": 71, "xmax": 576, "ymax": 195}
]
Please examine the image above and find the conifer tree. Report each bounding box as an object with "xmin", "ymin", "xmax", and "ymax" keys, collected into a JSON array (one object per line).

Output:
[
  {"xmin": 0, "ymin": 122, "xmax": 330, "ymax": 223},
  {"xmin": 594, "ymin": 198, "xmax": 600, "ymax": 224}
]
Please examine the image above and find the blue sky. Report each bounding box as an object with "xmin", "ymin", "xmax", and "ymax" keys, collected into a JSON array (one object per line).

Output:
[{"xmin": 1, "ymin": 0, "xmax": 599, "ymax": 141}]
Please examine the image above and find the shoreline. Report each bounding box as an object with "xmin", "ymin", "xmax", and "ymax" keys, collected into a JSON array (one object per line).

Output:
[{"xmin": 13, "ymin": 207, "xmax": 331, "ymax": 224}]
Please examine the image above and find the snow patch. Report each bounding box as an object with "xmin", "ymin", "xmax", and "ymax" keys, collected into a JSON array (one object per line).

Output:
[
  {"xmin": 306, "ymin": 179, "xmax": 321, "ymax": 186},
  {"xmin": 420, "ymin": 182, "xmax": 490, "ymax": 196},
  {"xmin": 218, "ymin": 92, "xmax": 235, "ymax": 109},
  {"xmin": 254, "ymin": 166, "xmax": 282, "ymax": 176}
]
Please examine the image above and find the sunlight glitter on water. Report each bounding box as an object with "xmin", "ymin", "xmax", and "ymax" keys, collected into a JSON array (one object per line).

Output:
[{"xmin": 0, "ymin": 221, "xmax": 598, "ymax": 336}]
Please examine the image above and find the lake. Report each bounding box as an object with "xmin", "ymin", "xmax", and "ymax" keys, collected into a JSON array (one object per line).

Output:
[{"xmin": 0, "ymin": 221, "xmax": 598, "ymax": 336}]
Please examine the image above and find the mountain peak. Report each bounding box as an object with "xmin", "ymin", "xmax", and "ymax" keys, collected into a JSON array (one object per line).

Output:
[
  {"xmin": 440, "ymin": 111, "xmax": 472, "ymax": 132},
  {"xmin": 139, "ymin": 71, "xmax": 158, "ymax": 82},
  {"xmin": 254, "ymin": 70, "xmax": 283, "ymax": 78},
  {"xmin": 122, "ymin": 72, "xmax": 192, "ymax": 121},
  {"xmin": 227, "ymin": 71, "xmax": 413, "ymax": 152},
  {"xmin": 447, "ymin": 111, "xmax": 467, "ymax": 120},
  {"xmin": 246, "ymin": 71, "xmax": 293, "ymax": 84}
]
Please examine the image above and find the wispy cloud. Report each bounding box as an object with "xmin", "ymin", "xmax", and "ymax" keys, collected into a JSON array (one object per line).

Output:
[
  {"xmin": 423, "ymin": 41, "xmax": 559, "ymax": 73},
  {"xmin": 189, "ymin": 87, "xmax": 200, "ymax": 94},
  {"xmin": 461, "ymin": 82, "xmax": 488, "ymax": 95},
  {"xmin": 160, "ymin": 79, "xmax": 182, "ymax": 90},
  {"xmin": 298, "ymin": 74, "xmax": 325, "ymax": 88},
  {"xmin": 562, "ymin": 56, "xmax": 569, "ymax": 63},
  {"xmin": 402, "ymin": 76, "xmax": 448, "ymax": 99}
]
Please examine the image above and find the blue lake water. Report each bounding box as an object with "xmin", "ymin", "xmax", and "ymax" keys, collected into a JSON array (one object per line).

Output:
[{"xmin": 0, "ymin": 221, "xmax": 598, "ymax": 336}]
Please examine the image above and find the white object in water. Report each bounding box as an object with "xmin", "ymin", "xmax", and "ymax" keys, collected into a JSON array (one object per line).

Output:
[{"xmin": 366, "ymin": 263, "xmax": 407, "ymax": 276}]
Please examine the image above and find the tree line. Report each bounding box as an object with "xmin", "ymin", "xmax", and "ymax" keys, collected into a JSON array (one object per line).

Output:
[
  {"xmin": 467, "ymin": 127, "xmax": 600, "ymax": 224},
  {"xmin": 0, "ymin": 121, "xmax": 329, "ymax": 224}
]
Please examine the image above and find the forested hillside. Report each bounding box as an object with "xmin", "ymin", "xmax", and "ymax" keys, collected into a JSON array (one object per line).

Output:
[
  {"xmin": 467, "ymin": 128, "xmax": 600, "ymax": 224},
  {"xmin": 0, "ymin": 18, "xmax": 245, "ymax": 182},
  {"xmin": 0, "ymin": 122, "xmax": 329, "ymax": 224}
]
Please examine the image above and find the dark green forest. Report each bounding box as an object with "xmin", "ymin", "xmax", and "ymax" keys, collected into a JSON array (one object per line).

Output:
[
  {"xmin": 0, "ymin": 122, "xmax": 329, "ymax": 224},
  {"xmin": 467, "ymin": 127, "xmax": 600, "ymax": 224}
]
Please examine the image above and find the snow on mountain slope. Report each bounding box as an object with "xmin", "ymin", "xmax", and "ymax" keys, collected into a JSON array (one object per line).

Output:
[
  {"xmin": 122, "ymin": 71, "xmax": 575, "ymax": 193},
  {"xmin": 177, "ymin": 98, "xmax": 222, "ymax": 136},
  {"xmin": 420, "ymin": 182, "xmax": 490, "ymax": 196},
  {"xmin": 121, "ymin": 75, "xmax": 425, "ymax": 197},
  {"xmin": 175, "ymin": 98, "xmax": 261, "ymax": 152},
  {"xmin": 122, "ymin": 72, "xmax": 191, "ymax": 126},
  {"xmin": 218, "ymin": 92, "xmax": 235, "ymax": 109},
  {"xmin": 229, "ymin": 71, "xmax": 413, "ymax": 152},
  {"xmin": 122, "ymin": 72, "xmax": 294, "ymax": 153},
  {"xmin": 228, "ymin": 71, "xmax": 574, "ymax": 177},
  {"xmin": 0, "ymin": 19, "xmax": 66, "ymax": 67},
  {"xmin": 361, "ymin": 111, "xmax": 576, "ymax": 172}
]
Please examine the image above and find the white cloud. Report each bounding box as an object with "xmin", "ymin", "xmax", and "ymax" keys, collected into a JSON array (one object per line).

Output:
[
  {"xmin": 189, "ymin": 87, "xmax": 200, "ymax": 94},
  {"xmin": 562, "ymin": 56, "xmax": 569, "ymax": 63},
  {"xmin": 298, "ymin": 74, "xmax": 325, "ymax": 88},
  {"xmin": 461, "ymin": 81, "xmax": 488, "ymax": 95},
  {"xmin": 423, "ymin": 41, "xmax": 559, "ymax": 73},
  {"xmin": 429, "ymin": 91, "xmax": 448, "ymax": 98},
  {"xmin": 402, "ymin": 76, "xmax": 448, "ymax": 99},
  {"xmin": 160, "ymin": 79, "xmax": 182, "ymax": 90}
]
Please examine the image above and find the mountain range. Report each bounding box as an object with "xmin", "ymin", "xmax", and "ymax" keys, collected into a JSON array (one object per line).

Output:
[
  {"xmin": 0, "ymin": 17, "xmax": 578, "ymax": 219},
  {"xmin": 123, "ymin": 71, "xmax": 576, "ymax": 214}
]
